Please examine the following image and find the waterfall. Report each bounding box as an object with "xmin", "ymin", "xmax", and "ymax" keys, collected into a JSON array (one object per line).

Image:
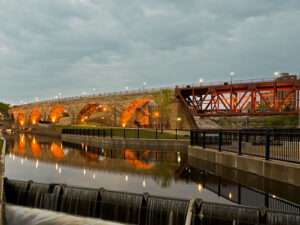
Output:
[
  {"xmin": 100, "ymin": 190, "xmax": 143, "ymax": 224},
  {"xmin": 60, "ymin": 186, "xmax": 99, "ymax": 217},
  {"xmin": 26, "ymin": 183, "xmax": 50, "ymax": 208},
  {"xmin": 5, "ymin": 180, "xmax": 29, "ymax": 205},
  {"xmin": 201, "ymin": 202, "xmax": 260, "ymax": 224},
  {"xmin": 5, "ymin": 179, "xmax": 300, "ymax": 225},
  {"xmin": 266, "ymin": 211, "xmax": 300, "ymax": 225},
  {"xmin": 145, "ymin": 196, "xmax": 190, "ymax": 225}
]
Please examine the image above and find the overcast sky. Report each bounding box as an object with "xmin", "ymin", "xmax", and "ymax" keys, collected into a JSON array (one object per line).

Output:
[{"xmin": 1, "ymin": 0, "xmax": 299, "ymax": 104}]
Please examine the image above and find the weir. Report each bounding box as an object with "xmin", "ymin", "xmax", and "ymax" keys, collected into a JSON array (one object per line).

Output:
[{"xmin": 4, "ymin": 179, "xmax": 300, "ymax": 225}]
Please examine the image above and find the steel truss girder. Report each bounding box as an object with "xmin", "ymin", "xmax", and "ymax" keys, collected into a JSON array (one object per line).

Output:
[{"xmin": 175, "ymin": 80, "xmax": 300, "ymax": 117}]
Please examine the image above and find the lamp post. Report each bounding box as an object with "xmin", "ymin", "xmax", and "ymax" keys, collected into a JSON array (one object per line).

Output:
[
  {"xmin": 230, "ymin": 72, "xmax": 234, "ymax": 84},
  {"xmin": 58, "ymin": 93, "xmax": 61, "ymax": 99},
  {"xmin": 176, "ymin": 117, "xmax": 182, "ymax": 130},
  {"xmin": 143, "ymin": 82, "xmax": 146, "ymax": 90},
  {"xmin": 125, "ymin": 86, "xmax": 129, "ymax": 92},
  {"xmin": 101, "ymin": 116, "xmax": 104, "ymax": 127},
  {"xmin": 274, "ymin": 71, "xmax": 279, "ymax": 80},
  {"xmin": 199, "ymin": 78, "xmax": 203, "ymax": 87},
  {"xmin": 92, "ymin": 88, "xmax": 96, "ymax": 95}
]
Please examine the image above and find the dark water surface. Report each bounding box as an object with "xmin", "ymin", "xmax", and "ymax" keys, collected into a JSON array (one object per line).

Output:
[{"xmin": 4, "ymin": 133, "xmax": 300, "ymax": 213}]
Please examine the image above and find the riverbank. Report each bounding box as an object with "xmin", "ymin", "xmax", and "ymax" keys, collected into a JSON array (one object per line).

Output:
[
  {"xmin": 26, "ymin": 126, "xmax": 61, "ymax": 138},
  {"xmin": 0, "ymin": 136, "xmax": 6, "ymax": 225}
]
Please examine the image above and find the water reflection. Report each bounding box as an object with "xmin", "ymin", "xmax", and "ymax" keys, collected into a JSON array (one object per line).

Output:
[{"xmin": 4, "ymin": 133, "xmax": 300, "ymax": 213}]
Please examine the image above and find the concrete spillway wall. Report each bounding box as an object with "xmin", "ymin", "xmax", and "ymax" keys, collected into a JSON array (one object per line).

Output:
[
  {"xmin": 4, "ymin": 179, "xmax": 300, "ymax": 225},
  {"xmin": 188, "ymin": 146, "xmax": 300, "ymax": 187},
  {"xmin": 62, "ymin": 134, "xmax": 189, "ymax": 151}
]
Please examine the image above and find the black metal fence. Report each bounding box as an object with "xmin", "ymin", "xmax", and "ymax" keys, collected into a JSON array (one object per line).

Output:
[
  {"xmin": 191, "ymin": 129, "xmax": 300, "ymax": 164},
  {"xmin": 62, "ymin": 128, "xmax": 190, "ymax": 140}
]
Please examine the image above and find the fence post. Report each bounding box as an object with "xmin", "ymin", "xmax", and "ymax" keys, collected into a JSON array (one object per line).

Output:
[
  {"xmin": 137, "ymin": 128, "xmax": 139, "ymax": 139},
  {"xmin": 190, "ymin": 130, "xmax": 194, "ymax": 146},
  {"xmin": 203, "ymin": 130, "xmax": 206, "ymax": 149},
  {"xmin": 124, "ymin": 128, "xmax": 126, "ymax": 139},
  {"xmin": 265, "ymin": 130, "xmax": 270, "ymax": 160},
  {"xmin": 238, "ymin": 130, "xmax": 242, "ymax": 155},
  {"xmin": 156, "ymin": 129, "xmax": 158, "ymax": 140},
  {"xmin": 218, "ymin": 130, "xmax": 222, "ymax": 151},
  {"xmin": 111, "ymin": 128, "xmax": 113, "ymax": 138},
  {"xmin": 103, "ymin": 129, "xmax": 106, "ymax": 138},
  {"xmin": 176, "ymin": 129, "xmax": 178, "ymax": 140}
]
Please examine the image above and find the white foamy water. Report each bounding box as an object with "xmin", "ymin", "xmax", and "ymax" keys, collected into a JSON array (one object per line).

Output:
[{"xmin": 6, "ymin": 204, "xmax": 124, "ymax": 225}]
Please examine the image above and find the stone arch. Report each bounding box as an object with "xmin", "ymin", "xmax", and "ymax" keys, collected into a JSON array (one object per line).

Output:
[
  {"xmin": 28, "ymin": 108, "xmax": 41, "ymax": 125},
  {"xmin": 120, "ymin": 99, "xmax": 152, "ymax": 128},
  {"xmin": 49, "ymin": 106, "xmax": 66, "ymax": 123},
  {"xmin": 77, "ymin": 103, "xmax": 108, "ymax": 124},
  {"xmin": 17, "ymin": 111, "xmax": 26, "ymax": 126}
]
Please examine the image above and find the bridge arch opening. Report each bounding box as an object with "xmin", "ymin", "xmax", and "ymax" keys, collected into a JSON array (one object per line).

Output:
[
  {"xmin": 49, "ymin": 106, "xmax": 65, "ymax": 123},
  {"xmin": 29, "ymin": 108, "xmax": 41, "ymax": 125},
  {"xmin": 120, "ymin": 99, "xmax": 153, "ymax": 128},
  {"xmin": 17, "ymin": 111, "xmax": 26, "ymax": 126},
  {"xmin": 77, "ymin": 103, "xmax": 108, "ymax": 124}
]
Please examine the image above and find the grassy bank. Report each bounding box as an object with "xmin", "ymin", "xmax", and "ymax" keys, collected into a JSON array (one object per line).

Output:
[{"xmin": 53, "ymin": 125, "xmax": 189, "ymax": 139}]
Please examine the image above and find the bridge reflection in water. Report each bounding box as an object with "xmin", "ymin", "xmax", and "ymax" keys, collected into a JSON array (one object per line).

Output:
[{"xmin": 4, "ymin": 133, "xmax": 300, "ymax": 215}]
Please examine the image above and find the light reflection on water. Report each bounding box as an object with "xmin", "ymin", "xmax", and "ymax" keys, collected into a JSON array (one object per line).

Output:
[{"xmin": 4, "ymin": 133, "xmax": 231, "ymax": 204}]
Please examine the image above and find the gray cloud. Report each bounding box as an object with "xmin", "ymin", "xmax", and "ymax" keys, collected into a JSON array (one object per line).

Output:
[{"xmin": 0, "ymin": 0, "xmax": 299, "ymax": 104}]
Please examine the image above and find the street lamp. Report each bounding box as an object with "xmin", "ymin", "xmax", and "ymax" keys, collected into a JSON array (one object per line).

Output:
[
  {"xmin": 199, "ymin": 78, "xmax": 203, "ymax": 87},
  {"xmin": 230, "ymin": 72, "xmax": 234, "ymax": 84},
  {"xmin": 82, "ymin": 91, "xmax": 86, "ymax": 96},
  {"xmin": 176, "ymin": 117, "xmax": 182, "ymax": 130},
  {"xmin": 92, "ymin": 88, "xmax": 96, "ymax": 94},
  {"xmin": 58, "ymin": 93, "xmax": 61, "ymax": 99},
  {"xmin": 274, "ymin": 71, "xmax": 280, "ymax": 80},
  {"xmin": 101, "ymin": 116, "xmax": 104, "ymax": 127},
  {"xmin": 55, "ymin": 95, "xmax": 58, "ymax": 100},
  {"xmin": 34, "ymin": 97, "xmax": 38, "ymax": 103},
  {"xmin": 143, "ymin": 82, "xmax": 146, "ymax": 90},
  {"xmin": 125, "ymin": 86, "xmax": 129, "ymax": 92}
]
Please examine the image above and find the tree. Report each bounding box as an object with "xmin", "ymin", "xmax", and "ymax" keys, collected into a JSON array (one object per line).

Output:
[
  {"xmin": 0, "ymin": 102, "xmax": 9, "ymax": 113},
  {"xmin": 153, "ymin": 89, "xmax": 173, "ymax": 130}
]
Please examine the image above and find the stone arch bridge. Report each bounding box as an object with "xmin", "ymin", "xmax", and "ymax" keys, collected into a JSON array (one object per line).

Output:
[{"xmin": 8, "ymin": 90, "xmax": 196, "ymax": 129}]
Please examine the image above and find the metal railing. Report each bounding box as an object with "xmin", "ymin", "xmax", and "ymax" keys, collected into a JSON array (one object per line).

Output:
[
  {"xmin": 12, "ymin": 76, "xmax": 300, "ymax": 107},
  {"xmin": 191, "ymin": 129, "xmax": 300, "ymax": 164},
  {"xmin": 62, "ymin": 128, "xmax": 190, "ymax": 140}
]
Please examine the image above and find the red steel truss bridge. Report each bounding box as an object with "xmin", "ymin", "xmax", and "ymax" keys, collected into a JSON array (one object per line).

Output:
[{"xmin": 175, "ymin": 77, "xmax": 300, "ymax": 117}]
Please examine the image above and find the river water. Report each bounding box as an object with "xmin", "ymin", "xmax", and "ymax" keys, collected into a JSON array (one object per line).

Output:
[{"xmin": 4, "ymin": 133, "xmax": 300, "ymax": 224}]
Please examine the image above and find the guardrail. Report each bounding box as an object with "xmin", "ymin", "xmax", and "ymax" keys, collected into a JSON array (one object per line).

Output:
[
  {"xmin": 13, "ymin": 76, "xmax": 299, "ymax": 107},
  {"xmin": 190, "ymin": 129, "xmax": 300, "ymax": 164},
  {"xmin": 62, "ymin": 128, "xmax": 190, "ymax": 140}
]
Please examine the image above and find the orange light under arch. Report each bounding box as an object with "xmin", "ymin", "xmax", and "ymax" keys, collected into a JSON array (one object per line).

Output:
[
  {"xmin": 78, "ymin": 103, "xmax": 107, "ymax": 123},
  {"xmin": 29, "ymin": 108, "xmax": 41, "ymax": 125},
  {"xmin": 49, "ymin": 106, "xmax": 65, "ymax": 123},
  {"xmin": 17, "ymin": 111, "xmax": 26, "ymax": 126},
  {"xmin": 120, "ymin": 99, "xmax": 152, "ymax": 127}
]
